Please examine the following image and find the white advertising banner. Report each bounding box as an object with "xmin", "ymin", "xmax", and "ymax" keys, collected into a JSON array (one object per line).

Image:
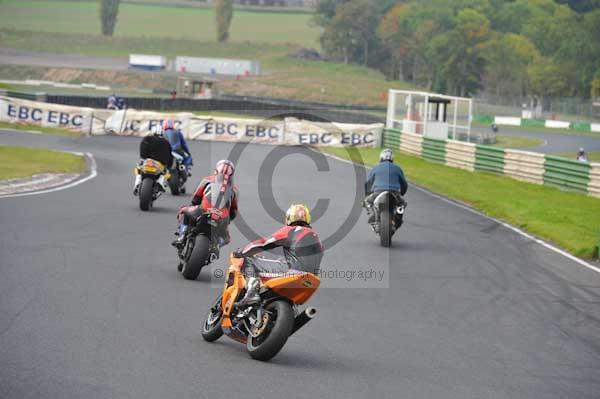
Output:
[
  {"xmin": 283, "ymin": 119, "xmax": 382, "ymax": 147},
  {"xmin": 545, "ymin": 120, "xmax": 571, "ymax": 129},
  {"xmin": 0, "ymin": 96, "xmax": 93, "ymax": 133},
  {"xmin": 494, "ymin": 116, "xmax": 522, "ymax": 126},
  {"xmin": 0, "ymin": 96, "xmax": 382, "ymax": 147}
]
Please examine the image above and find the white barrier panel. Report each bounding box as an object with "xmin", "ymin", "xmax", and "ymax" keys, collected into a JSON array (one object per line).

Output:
[
  {"xmin": 283, "ymin": 119, "xmax": 381, "ymax": 147},
  {"xmin": 591, "ymin": 123, "xmax": 600, "ymax": 133},
  {"xmin": 102, "ymin": 110, "xmax": 283, "ymax": 145},
  {"xmin": 545, "ymin": 120, "xmax": 570, "ymax": 129},
  {"xmin": 0, "ymin": 96, "xmax": 382, "ymax": 147},
  {"xmin": 102, "ymin": 111, "xmax": 381, "ymax": 147},
  {"xmin": 0, "ymin": 96, "xmax": 93, "ymax": 133},
  {"xmin": 494, "ymin": 116, "xmax": 522, "ymax": 126}
]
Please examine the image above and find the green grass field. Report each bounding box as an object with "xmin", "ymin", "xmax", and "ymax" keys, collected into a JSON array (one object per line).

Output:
[
  {"xmin": 0, "ymin": 0, "xmax": 320, "ymax": 46},
  {"xmin": 322, "ymin": 147, "xmax": 600, "ymax": 259},
  {"xmin": 491, "ymin": 135, "xmax": 544, "ymax": 149},
  {"xmin": 0, "ymin": 145, "xmax": 86, "ymax": 180},
  {"xmin": 0, "ymin": 121, "xmax": 81, "ymax": 136}
]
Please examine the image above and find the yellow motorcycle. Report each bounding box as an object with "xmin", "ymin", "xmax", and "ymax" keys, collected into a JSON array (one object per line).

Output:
[{"xmin": 133, "ymin": 159, "xmax": 170, "ymax": 211}]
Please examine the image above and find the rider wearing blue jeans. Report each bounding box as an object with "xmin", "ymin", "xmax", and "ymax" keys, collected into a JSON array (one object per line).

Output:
[{"xmin": 163, "ymin": 119, "xmax": 193, "ymax": 173}]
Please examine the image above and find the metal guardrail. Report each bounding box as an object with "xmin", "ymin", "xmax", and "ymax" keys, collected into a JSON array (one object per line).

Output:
[
  {"xmin": 422, "ymin": 137, "xmax": 446, "ymax": 164},
  {"xmin": 544, "ymin": 156, "xmax": 591, "ymax": 193},
  {"xmin": 475, "ymin": 145, "xmax": 505, "ymax": 174},
  {"xmin": 382, "ymin": 128, "xmax": 600, "ymax": 198},
  {"xmin": 382, "ymin": 128, "xmax": 401, "ymax": 149}
]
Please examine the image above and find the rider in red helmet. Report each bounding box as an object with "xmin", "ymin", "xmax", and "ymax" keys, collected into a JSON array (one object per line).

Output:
[{"xmin": 172, "ymin": 160, "xmax": 238, "ymax": 248}]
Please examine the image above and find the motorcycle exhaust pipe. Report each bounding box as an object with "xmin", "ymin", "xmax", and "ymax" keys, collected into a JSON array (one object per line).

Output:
[{"xmin": 291, "ymin": 307, "xmax": 317, "ymax": 335}]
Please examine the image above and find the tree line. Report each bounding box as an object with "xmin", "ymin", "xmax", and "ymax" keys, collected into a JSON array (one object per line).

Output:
[{"xmin": 315, "ymin": 0, "xmax": 600, "ymax": 100}]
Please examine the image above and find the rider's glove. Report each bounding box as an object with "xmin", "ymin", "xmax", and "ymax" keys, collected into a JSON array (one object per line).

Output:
[{"xmin": 232, "ymin": 249, "xmax": 244, "ymax": 259}]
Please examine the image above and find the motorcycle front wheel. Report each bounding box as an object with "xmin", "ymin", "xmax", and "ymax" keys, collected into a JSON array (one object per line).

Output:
[
  {"xmin": 246, "ymin": 300, "xmax": 294, "ymax": 361},
  {"xmin": 139, "ymin": 177, "xmax": 154, "ymax": 211},
  {"xmin": 201, "ymin": 295, "xmax": 223, "ymax": 342}
]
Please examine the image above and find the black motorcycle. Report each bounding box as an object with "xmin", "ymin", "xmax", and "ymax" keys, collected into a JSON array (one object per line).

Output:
[
  {"xmin": 168, "ymin": 152, "xmax": 189, "ymax": 196},
  {"xmin": 176, "ymin": 208, "xmax": 226, "ymax": 280},
  {"xmin": 368, "ymin": 191, "xmax": 406, "ymax": 247}
]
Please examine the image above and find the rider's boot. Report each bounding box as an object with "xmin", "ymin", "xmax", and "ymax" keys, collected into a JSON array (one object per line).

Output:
[
  {"xmin": 171, "ymin": 224, "xmax": 187, "ymax": 248},
  {"xmin": 236, "ymin": 277, "xmax": 261, "ymax": 307}
]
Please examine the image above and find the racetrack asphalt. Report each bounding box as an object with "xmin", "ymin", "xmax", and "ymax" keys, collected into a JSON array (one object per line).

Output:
[
  {"xmin": 473, "ymin": 126, "xmax": 600, "ymax": 154},
  {"xmin": 1, "ymin": 130, "xmax": 599, "ymax": 399}
]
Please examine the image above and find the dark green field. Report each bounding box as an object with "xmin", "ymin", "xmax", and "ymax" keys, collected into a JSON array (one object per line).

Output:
[{"xmin": 0, "ymin": 0, "xmax": 320, "ymax": 46}]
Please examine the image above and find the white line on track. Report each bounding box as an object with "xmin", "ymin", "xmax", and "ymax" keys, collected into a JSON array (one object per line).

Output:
[
  {"xmin": 318, "ymin": 149, "xmax": 600, "ymax": 275},
  {"xmin": 0, "ymin": 152, "xmax": 98, "ymax": 199}
]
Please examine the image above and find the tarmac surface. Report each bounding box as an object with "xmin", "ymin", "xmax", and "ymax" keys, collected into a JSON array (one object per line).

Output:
[
  {"xmin": 472, "ymin": 126, "xmax": 600, "ymax": 154},
  {"xmin": 0, "ymin": 48, "xmax": 129, "ymax": 71},
  {"xmin": 1, "ymin": 130, "xmax": 599, "ymax": 399}
]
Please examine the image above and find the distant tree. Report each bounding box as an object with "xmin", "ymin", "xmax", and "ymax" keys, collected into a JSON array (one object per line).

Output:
[
  {"xmin": 320, "ymin": 0, "xmax": 380, "ymax": 65},
  {"xmin": 428, "ymin": 8, "xmax": 491, "ymax": 96},
  {"xmin": 591, "ymin": 72, "xmax": 600, "ymax": 98},
  {"xmin": 215, "ymin": 0, "xmax": 234, "ymax": 42},
  {"xmin": 527, "ymin": 57, "xmax": 570, "ymax": 100},
  {"xmin": 482, "ymin": 33, "xmax": 539, "ymax": 96},
  {"xmin": 100, "ymin": 0, "xmax": 120, "ymax": 36}
]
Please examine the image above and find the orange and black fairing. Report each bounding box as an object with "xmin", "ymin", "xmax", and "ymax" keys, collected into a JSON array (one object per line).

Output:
[
  {"xmin": 261, "ymin": 272, "xmax": 320, "ymax": 305},
  {"xmin": 221, "ymin": 255, "xmax": 246, "ymax": 332},
  {"xmin": 218, "ymin": 253, "xmax": 320, "ymax": 336}
]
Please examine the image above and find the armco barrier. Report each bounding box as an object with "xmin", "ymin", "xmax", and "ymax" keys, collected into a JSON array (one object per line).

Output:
[
  {"xmin": 544, "ymin": 156, "xmax": 591, "ymax": 193},
  {"xmin": 475, "ymin": 145, "xmax": 505, "ymax": 174},
  {"xmin": 589, "ymin": 163, "xmax": 600, "ymax": 198},
  {"xmin": 399, "ymin": 132, "xmax": 423, "ymax": 156},
  {"xmin": 382, "ymin": 128, "xmax": 600, "ymax": 199},
  {"xmin": 445, "ymin": 140, "xmax": 475, "ymax": 171},
  {"xmin": 521, "ymin": 118, "xmax": 545, "ymax": 128},
  {"xmin": 382, "ymin": 128, "xmax": 401, "ymax": 149},
  {"xmin": 422, "ymin": 137, "xmax": 446, "ymax": 164},
  {"xmin": 570, "ymin": 122, "xmax": 591, "ymax": 132},
  {"xmin": 504, "ymin": 150, "xmax": 545, "ymax": 184}
]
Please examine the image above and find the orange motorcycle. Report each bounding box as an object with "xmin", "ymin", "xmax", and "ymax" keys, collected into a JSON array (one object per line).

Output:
[{"xmin": 201, "ymin": 253, "xmax": 320, "ymax": 361}]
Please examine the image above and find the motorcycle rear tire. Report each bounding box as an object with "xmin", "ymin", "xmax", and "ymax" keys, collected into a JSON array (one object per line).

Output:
[
  {"xmin": 182, "ymin": 235, "xmax": 210, "ymax": 280},
  {"xmin": 169, "ymin": 169, "xmax": 180, "ymax": 196},
  {"xmin": 379, "ymin": 210, "xmax": 392, "ymax": 247},
  {"xmin": 139, "ymin": 177, "xmax": 154, "ymax": 211},
  {"xmin": 247, "ymin": 300, "xmax": 294, "ymax": 361}
]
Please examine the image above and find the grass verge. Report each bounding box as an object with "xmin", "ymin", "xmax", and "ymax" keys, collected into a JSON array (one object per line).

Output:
[
  {"xmin": 321, "ymin": 147, "xmax": 600, "ymax": 259},
  {"xmin": 491, "ymin": 135, "xmax": 544, "ymax": 149},
  {"xmin": 0, "ymin": 145, "xmax": 86, "ymax": 180},
  {"xmin": 0, "ymin": 121, "xmax": 82, "ymax": 136},
  {"xmin": 556, "ymin": 151, "xmax": 600, "ymax": 163}
]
